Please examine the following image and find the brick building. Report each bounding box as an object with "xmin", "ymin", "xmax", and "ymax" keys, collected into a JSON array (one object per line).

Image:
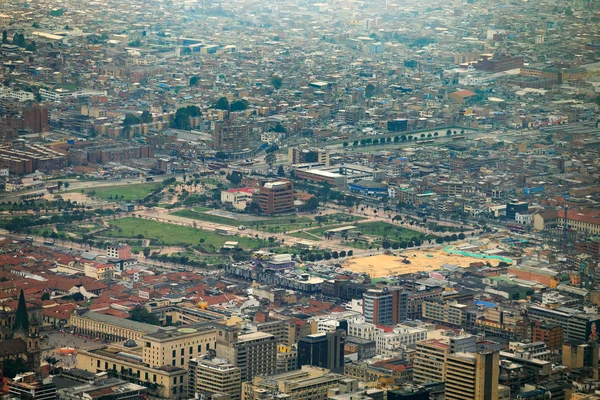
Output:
[
  {"xmin": 23, "ymin": 106, "xmax": 50, "ymax": 133},
  {"xmin": 258, "ymin": 180, "xmax": 294, "ymax": 215}
]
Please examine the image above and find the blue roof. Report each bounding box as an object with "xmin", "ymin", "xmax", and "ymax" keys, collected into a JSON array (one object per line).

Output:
[{"xmin": 475, "ymin": 300, "xmax": 497, "ymax": 308}]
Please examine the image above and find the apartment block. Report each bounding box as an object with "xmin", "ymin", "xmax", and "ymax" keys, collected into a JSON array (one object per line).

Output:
[{"xmin": 363, "ymin": 287, "xmax": 408, "ymax": 325}]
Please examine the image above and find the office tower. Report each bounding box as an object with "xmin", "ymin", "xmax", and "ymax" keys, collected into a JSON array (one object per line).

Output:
[
  {"xmin": 297, "ymin": 330, "xmax": 344, "ymax": 373},
  {"xmin": 506, "ymin": 201, "xmax": 528, "ymax": 220},
  {"xmin": 258, "ymin": 180, "xmax": 294, "ymax": 214},
  {"xmin": 189, "ymin": 355, "xmax": 241, "ymax": 400},
  {"xmin": 23, "ymin": 105, "xmax": 50, "ymax": 133},
  {"xmin": 362, "ymin": 287, "xmax": 407, "ymax": 325},
  {"xmin": 413, "ymin": 339, "xmax": 450, "ymax": 385},
  {"xmin": 445, "ymin": 351, "xmax": 499, "ymax": 400},
  {"xmin": 288, "ymin": 146, "xmax": 330, "ymax": 166},
  {"xmin": 218, "ymin": 332, "xmax": 277, "ymax": 382},
  {"xmin": 213, "ymin": 121, "xmax": 249, "ymax": 153}
]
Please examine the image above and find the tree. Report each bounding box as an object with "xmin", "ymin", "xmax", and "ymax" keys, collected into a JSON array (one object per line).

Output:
[
  {"xmin": 230, "ymin": 99, "xmax": 249, "ymax": 112},
  {"xmin": 64, "ymin": 182, "xmax": 70, "ymax": 190},
  {"xmin": 304, "ymin": 197, "xmax": 319, "ymax": 211},
  {"xmin": 340, "ymin": 250, "xmax": 346, "ymax": 257},
  {"xmin": 420, "ymin": 134, "xmax": 425, "ymax": 138},
  {"xmin": 332, "ymin": 251, "xmax": 339, "ymax": 259},
  {"xmin": 171, "ymin": 108, "xmax": 192, "ymax": 130},
  {"xmin": 215, "ymin": 151, "xmax": 227, "ymax": 160},
  {"xmin": 343, "ymin": 142, "xmax": 348, "ymax": 147},
  {"xmin": 271, "ymin": 75, "xmax": 283, "ymax": 90},
  {"xmin": 277, "ymin": 165, "xmax": 285, "ymax": 177},
  {"xmin": 185, "ymin": 105, "xmax": 201, "ymax": 117},
  {"xmin": 352, "ymin": 141, "xmax": 358, "ymax": 147},
  {"xmin": 25, "ymin": 41, "xmax": 36, "ymax": 52},
  {"xmin": 270, "ymin": 122, "xmax": 286, "ymax": 133},
  {"xmin": 13, "ymin": 33, "xmax": 25, "ymax": 47},
  {"xmin": 214, "ymin": 97, "xmax": 229, "ymax": 110},
  {"xmin": 44, "ymin": 356, "xmax": 59, "ymax": 371},
  {"xmin": 2, "ymin": 30, "xmax": 7, "ymax": 44},
  {"xmin": 140, "ymin": 110, "xmax": 152, "ymax": 124},
  {"xmin": 41, "ymin": 292, "xmax": 50, "ymax": 301},
  {"xmin": 265, "ymin": 152, "xmax": 277, "ymax": 169},
  {"xmin": 266, "ymin": 144, "xmax": 279, "ymax": 154},
  {"xmin": 446, "ymin": 129, "xmax": 452, "ymax": 136},
  {"xmin": 347, "ymin": 250, "xmax": 353, "ymax": 256},
  {"xmin": 190, "ymin": 76, "xmax": 200, "ymax": 86},
  {"xmin": 123, "ymin": 113, "xmax": 141, "ymax": 127},
  {"xmin": 226, "ymin": 172, "xmax": 242, "ymax": 185},
  {"xmin": 129, "ymin": 305, "xmax": 159, "ymax": 325},
  {"xmin": 394, "ymin": 136, "xmax": 399, "ymax": 143},
  {"xmin": 434, "ymin": 132, "xmax": 438, "ymax": 136},
  {"xmin": 365, "ymin": 83, "xmax": 375, "ymax": 98},
  {"xmin": 458, "ymin": 233, "xmax": 465, "ymax": 240},
  {"xmin": 57, "ymin": 181, "xmax": 63, "ymax": 191},
  {"xmin": 143, "ymin": 247, "xmax": 151, "ymax": 258}
]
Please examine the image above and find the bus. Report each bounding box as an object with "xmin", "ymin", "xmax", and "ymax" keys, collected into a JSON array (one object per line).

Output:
[
  {"xmin": 43, "ymin": 240, "xmax": 55, "ymax": 246},
  {"xmin": 25, "ymin": 236, "xmax": 34, "ymax": 242}
]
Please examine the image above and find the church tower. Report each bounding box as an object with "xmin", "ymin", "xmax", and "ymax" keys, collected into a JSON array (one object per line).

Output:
[{"xmin": 12, "ymin": 290, "xmax": 41, "ymax": 371}]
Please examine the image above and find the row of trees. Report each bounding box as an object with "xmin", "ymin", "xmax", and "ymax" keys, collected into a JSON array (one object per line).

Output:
[
  {"xmin": 212, "ymin": 97, "xmax": 249, "ymax": 112},
  {"xmin": 343, "ymin": 129, "xmax": 465, "ymax": 147},
  {"xmin": 171, "ymin": 105, "xmax": 201, "ymax": 130},
  {"xmin": 301, "ymin": 249, "xmax": 353, "ymax": 262}
]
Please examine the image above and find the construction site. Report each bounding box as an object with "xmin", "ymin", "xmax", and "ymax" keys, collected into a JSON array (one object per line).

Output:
[{"xmin": 342, "ymin": 243, "xmax": 510, "ymax": 278}]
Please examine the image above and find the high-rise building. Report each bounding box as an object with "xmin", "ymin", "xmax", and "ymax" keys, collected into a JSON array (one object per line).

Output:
[
  {"xmin": 23, "ymin": 105, "xmax": 50, "ymax": 133},
  {"xmin": 258, "ymin": 180, "xmax": 294, "ymax": 215},
  {"xmin": 414, "ymin": 336, "xmax": 500, "ymax": 400},
  {"xmin": 413, "ymin": 339, "xmax": 450, "ymax": 385},
  {"xmin": 217, "ymin": 331, "xmax": 277, "ymax": 382},
  {"xmin": 297, "ymin": 331, "xmax": 345, "ymax": 373},
  {"xmin": 213, "ymin": 121, "xmax": 249, "ymax": 153},
  {"xmin": 189, "ymin": 355, "xmax": 241, "ymax": 400},
  {"xmin": 445, "ymin": 351, "xmax": 499, "ymax": 400},
  {"xmin": 362, "ymin": 287, "xmax": 408, "ymax": 325}
]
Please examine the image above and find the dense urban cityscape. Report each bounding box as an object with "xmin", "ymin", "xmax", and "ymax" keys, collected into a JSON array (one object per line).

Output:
[{"xmin": 0, "ymin": 0, "xmax": 599, "ymax": 399}]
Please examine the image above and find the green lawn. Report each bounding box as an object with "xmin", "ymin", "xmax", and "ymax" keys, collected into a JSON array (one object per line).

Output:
[
  {"xmin": 314, "ymin": 213, "xmax": 366, "ymax": 224},
  {"xmin": 307, "ymin": 221, "xmax": 427, "ymax": 243},
  {"xmin": 75, "ymin": 183, "xmax": 162, "ymax": 202},
  {"xmin": 103, "ymin": 218, "xmax": 269, "ymax": 250},
  {"xmin": 355, "ymin": 221, "xmax": 426, "ymax": 241},
  {"xmin": 171, "ymin": 209, "xmax": 317, "ymax": 233}
]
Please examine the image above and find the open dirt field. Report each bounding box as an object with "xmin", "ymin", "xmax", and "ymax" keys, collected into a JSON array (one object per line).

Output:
[
  {"xmin": 342, "ymin": 247, "xmax": 500, "ymax": 278},
  {"xmin": 44, "ymin": 192, "xmax": 94, "ymax": 204}
]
